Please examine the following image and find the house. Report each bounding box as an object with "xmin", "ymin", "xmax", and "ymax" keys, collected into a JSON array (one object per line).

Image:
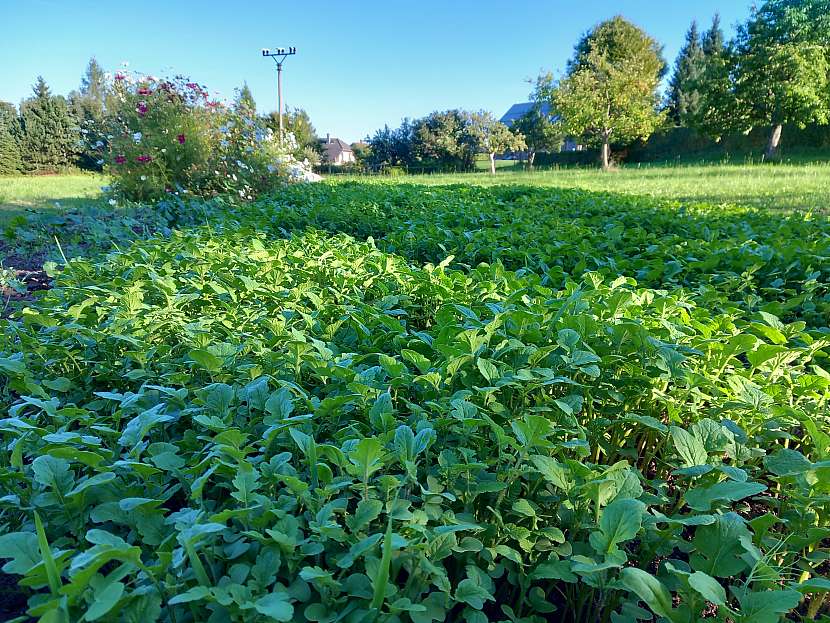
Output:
[
  {"xmin": 499, "ymin": 102, "xmax": 584, "ymax": 152},
  {"xmin": 320, "ymin": 134, "xmax": 356, "ymax": 165}
]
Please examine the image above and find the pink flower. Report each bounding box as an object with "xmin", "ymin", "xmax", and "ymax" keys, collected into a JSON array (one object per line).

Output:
[
  {"xmin": 136, "ymin": 155, "xmax": 152, "ymax": 163},
  {"xmin": 177, "ymin": 134, "xmax": 186, "ymax": 144},
  {"xmin": 137, "ymin": 86, "xmax": 151, "ymax": 95},
  {"xmin": 136, "ymin": 102, "xmax": 148, "ymax": 116},
  {"xmin": 114, "ymin": 73, "xmax": 126, "ymax": 81},
  {"xmin": 115, "ymin": 155, "xmax": 126, "ymax": 164}
]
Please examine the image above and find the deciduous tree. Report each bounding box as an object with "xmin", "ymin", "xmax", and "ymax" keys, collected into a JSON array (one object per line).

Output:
[
  {"xmin": 733, "ymin": 0, "xmax": 830, "ymax": 158},
  {"xmin": 510, "ymin": 104, "xmax": 562, "ymax": 168},
  {"xmin": 550, "ymin": 16, "xmax": 667, "ymax": 170},
  {"xmin": 465, "ymin": 111, "xmax": 526, "ymax": 174}
]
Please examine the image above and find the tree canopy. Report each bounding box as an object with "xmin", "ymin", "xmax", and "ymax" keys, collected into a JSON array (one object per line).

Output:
[
  {"xmin": 19, "ymin": 77, "xmax": 79, "ymax": 172},
  {"xmin": 667, "ymin": 21, "xmax": 705, "ymax": 125},
  {"xmin": 550, "ymin": 16, "xmax": 667, "ymax": 170},
  {"xmin": 733, "ymin": 0, "xmax": 830, "ymax": 157}
]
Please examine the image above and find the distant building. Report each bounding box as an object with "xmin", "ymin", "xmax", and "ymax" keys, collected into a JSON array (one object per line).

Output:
[
  {"xmin": 320, "ymin": 134, "xmax": 356, "ymax": 165},
  {"xmin": 499, "ymin": 102, "xmax": 552, "ymax": 127},
  {"xmin": 499, "ymin": 102, "xmax": 584, "ymax": 152}
]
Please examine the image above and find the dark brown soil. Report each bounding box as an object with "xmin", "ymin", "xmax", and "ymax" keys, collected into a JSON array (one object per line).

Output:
[
  {"xmin": 1, "ymin": 269, "xmax": 51, "ymax": 318},
  {"xmin": 0, "ymin": 572, "xmax": 28, "ymax": 620}
]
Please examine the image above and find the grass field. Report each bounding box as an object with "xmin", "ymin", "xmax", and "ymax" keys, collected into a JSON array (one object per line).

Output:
[
  {"xmin": 412, "ymin": 161, "xmax": 830, "ymax": 212},
  {"xmin": 2, "ymin": 162, "xmax": 830, "ymax": 219},
  {"xmin": 0, "ymin": 173, "xmax": 106, "ymax": 224}
]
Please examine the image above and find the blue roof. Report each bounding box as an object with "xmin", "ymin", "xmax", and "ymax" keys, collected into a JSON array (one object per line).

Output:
[{"xmin": 499, "ymin": 102, "xmax": 552, "ymax": 127}]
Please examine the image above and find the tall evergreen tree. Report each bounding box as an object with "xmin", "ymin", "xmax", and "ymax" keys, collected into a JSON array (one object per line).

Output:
[
  {"xmin": 702, "ymin": 13, "xmax": 725, "ymax": 57},
  {"xmin": 667, "ymin": 21, "xmax": 705, "ymax": 125},
  {"xmin": 0, "ymin": 102, "xmax": 21, "ymax": 174},
  {"xmin": 70, "ymin": 57, "xmax": 108, "ymax": 121},
  {"xmin": 69, "ymin": 58, "xmax": 111, "ymax": 170},
  {"xmin": 0, "ymin": 123, "xmax": 22, "ymax": 174},
  {"xmin": 19, "ymin": 76, "xmax": 79, "ymax": 172},
  {"xmin": 235, "ymin": 83, "xmax": 257, "ymax": 116},
  {"xmin": 687, "ymin": 14, "xmax": 739, "ymax": 139}
]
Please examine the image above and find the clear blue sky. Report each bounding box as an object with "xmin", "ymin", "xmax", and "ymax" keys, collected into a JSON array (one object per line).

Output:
[{"xmin": 1, "ymin": 1, "xmax": 751, "ymax": 143}]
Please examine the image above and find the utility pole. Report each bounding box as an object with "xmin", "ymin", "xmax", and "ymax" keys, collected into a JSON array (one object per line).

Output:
[{"xmin": 261, "ymin": 46, "xmax": 296, "ymax": 143}]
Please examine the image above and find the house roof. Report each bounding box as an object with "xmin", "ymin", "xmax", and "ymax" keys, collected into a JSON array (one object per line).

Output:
[
  {"xmin": 499, "ymin": 102, "xmax": 552, "ymax": 127},
  {"xmin": 320, "ymin": 137, "xmax": 353, "ymax": 160}
]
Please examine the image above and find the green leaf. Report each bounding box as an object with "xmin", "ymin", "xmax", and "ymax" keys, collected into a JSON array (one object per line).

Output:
[
  {"xmin": 0, "ymin": 532, "xmax": 40, "ymax": 574},
  {"xmin": 189, "ymin": 349, "xmax": 223, "ymax": 372},
  {"xmin": 455, "ymin": 578, "xmax": 495, "ymax": 610},
  {"xmin": 590, "ymin": 497, "xmax": 645, "ymax": 554},
  {"xmin": 671, "ymin": 426, "xmax": 707, "ymax": 467},
  {"xmin": 531, "ymin": 455, "xmax": 571, "ymax": 491},
  {"xmin": 690, "ymin": 513, "xmax": 751, "ymax": 578},
  {"xmin": 32, "ymin": 455, "xmax": 73, "ymax": 493},
  {"xmin": 688, "ymin": 571, "xmax": 727, "ymax": 606},
  {"xmin": 620, "ymin": 568, "xmax": 676, "ymax": 621},
  {"xmin": 476, "ymin": 358, "xmax": 499, "ymax": 383},
  {"xmin": 265, "ymin": 388, "xmax": 294, "ymax": 419},
  {"xmin": 764, "ymin": 448, "xmax": 812, "ymax": 476},
  {"xmin": 350, "ymin": 499, "xmax": 383, "ymax": 532},
  {"xmin": 84, "ymin": 581, "xmax": 124, "ymax": 621},
  {"xmin": 736, "ymin": 590, "xmax": 801, "ymax": 623},
  {"xmin": 254, "ymin": 592, "xmax": 294, "ymax": 622},
  {"xmin": 684, "ymin": 480, "xmax": 767, "ymax": 512}
]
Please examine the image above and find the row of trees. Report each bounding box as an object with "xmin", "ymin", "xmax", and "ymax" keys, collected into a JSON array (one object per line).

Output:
[
  {"xmin": 544, "ymin": 0, "xmax": 830, "ymax": 169},
  {"xmin": 366, "ymin": 0, "xmax": 830, "ymax": 172},
  {"xmin": 0, "ymin": 76, "xmax": 84, "ymax": 174},
  {"xmin": 367, "ymin": 110, "xmax": 526, "ymax": 173},
  {"xmin": 668, "ymin": 0, "xmax": 830, "ymax": 158},
  {"xmin": 0, "ymin": 60, "xmax": 326, "ymax": 175}
]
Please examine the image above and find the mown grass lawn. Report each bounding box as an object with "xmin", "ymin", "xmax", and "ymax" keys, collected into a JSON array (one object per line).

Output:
[
  {"xmin": 393, "ymin": 161, "xmax": 830, "ymax": 212},
  {"xmin": 0, "ymin": 173, "xmax": 107, "ymax": 224}
]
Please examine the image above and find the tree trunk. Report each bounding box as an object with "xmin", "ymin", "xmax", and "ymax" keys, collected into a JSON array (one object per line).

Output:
[
  {"xmin": 528, "ymin": 150, "xmax": 536, "ymax": 170},
  {"xmin": 765, "ymin": 124, "xmax": 783, "ymax": 160},
  {"xmin": 489, "ymin": 152, "xmax": 496, "ymax": 175},
  {"xmin": 601, "ymin": 136, "xmax": 611, "ymax": 171}
]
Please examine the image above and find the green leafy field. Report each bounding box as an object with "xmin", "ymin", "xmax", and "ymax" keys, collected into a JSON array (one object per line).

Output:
[{"xmin": 0, "ymin": 176, "xmax": 829, "ymax": 622}]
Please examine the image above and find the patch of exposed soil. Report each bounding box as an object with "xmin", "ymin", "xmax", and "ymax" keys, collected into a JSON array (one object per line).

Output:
[
  {"xmin": 0, "ymin": 571, "xmax": 28, "ymax": 620},
  {"xmin": 1, "ymin": 269, "xmax": 51, "ymax": 317}
]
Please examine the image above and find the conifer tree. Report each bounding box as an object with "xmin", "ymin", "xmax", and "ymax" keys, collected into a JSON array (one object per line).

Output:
[
  {"xmin": 0, "ymin": 102, "xmax": 22, "ymax": 174},
  {"xmin": 19, "ymin": 76, "xmax": 79, "ymax": 172},
  {"xmin": 667, "ymin": 21, "xmax": 705, "ymax": 125}
]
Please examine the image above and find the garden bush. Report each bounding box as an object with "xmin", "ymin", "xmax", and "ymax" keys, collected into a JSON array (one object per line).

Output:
[{"xmin": 98, "ymin": 73, "xmax": 313, "ymax": 202}]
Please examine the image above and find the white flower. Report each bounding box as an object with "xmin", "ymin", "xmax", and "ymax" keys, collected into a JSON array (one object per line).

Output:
[
  {"xmin": 132, "ymin": 132, "xmax": 142, "ymax": 143},
  {"xmin": 96, "ymin": 159, "xmax": 104, "ymax": 165},
  {"xmin": 94, "ymin": 140, "xmax": 104, "ymax": 148},
  {"xmin": 108, "ymin": 199, "xmax": 117, "ymax": 206},
  {"xmin": 161, "ymin": 148, "xmax": 167, "ymax": 153},
  {"xmin": 141, "ymin": 175, "xmax": 147, "ymax": 181}
]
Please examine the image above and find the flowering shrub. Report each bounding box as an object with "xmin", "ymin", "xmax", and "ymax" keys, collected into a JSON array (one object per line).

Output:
[{"xmin": 98, "ymin": 72, "xmax": 314, "ymax": 202}]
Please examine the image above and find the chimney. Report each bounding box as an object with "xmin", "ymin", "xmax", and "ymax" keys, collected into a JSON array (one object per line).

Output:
[{"xmin": 326, "ymin": 133, "xmax": 331, "ymax": 144}]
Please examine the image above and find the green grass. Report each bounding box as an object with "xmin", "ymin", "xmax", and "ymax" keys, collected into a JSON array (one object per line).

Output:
[
  {"xmin": 0, "ymin": 173, "xmax": 106, "ymax": 224},
  {"xmin": 388, "ymin": 161, "xmax": 830, "ymax": 212}
]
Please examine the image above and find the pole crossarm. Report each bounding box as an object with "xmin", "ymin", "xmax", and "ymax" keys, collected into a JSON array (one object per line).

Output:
[{"xmin": 261, "ymin": 47, "xmax": 297, "ymax": 144}]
